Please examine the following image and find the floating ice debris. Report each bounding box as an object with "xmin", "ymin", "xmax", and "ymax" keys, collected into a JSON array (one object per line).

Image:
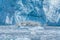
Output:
[
  {"xmin": 15, "ymin": 37, "xmax": 30, "ymax": 40},
  {"xmin": 16, "ymin": 21, "xmax": 42, "ymax": 27}
]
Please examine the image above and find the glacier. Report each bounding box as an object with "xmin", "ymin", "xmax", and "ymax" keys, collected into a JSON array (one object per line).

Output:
[
  {"xmin": 0, "ymin": 0, "xmax": 60, "ymax": 40},
  {"xmin": 0, "ymin": 0, "xmax": 60, "ymax": 26},
  {"xmin": 43, "ymin": 0, "xmax": 60, "ymax": 26}
]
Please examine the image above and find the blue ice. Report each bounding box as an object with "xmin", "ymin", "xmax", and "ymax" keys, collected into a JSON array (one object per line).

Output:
[{"xmin": 0, "ymin": 0, "xmax": 60, "ymax": 26}]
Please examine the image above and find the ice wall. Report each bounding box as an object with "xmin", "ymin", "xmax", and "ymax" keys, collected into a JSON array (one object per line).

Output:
[
  {"xmin": 0, "ymin": 0, "xmax": 60, "ymax": 26},
  {"xmin": 15, "ymin": 0, "xmax": 46, "ymax": 26},
  {"xmin": 0, "ymin": 0, "xmax": 17, "ymax": 25},
  {"xmin": 43, "ymin": 0, "xmax": 60, "ymax": 26}
]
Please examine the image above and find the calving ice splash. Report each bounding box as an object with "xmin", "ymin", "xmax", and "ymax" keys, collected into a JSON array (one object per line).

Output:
[{"xmin": 0, "ymin": 0, "xmax": 60, "ymax": 26}]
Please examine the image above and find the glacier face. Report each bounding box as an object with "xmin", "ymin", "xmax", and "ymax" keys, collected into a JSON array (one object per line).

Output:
[
  {"xmin": 0, "ymin": 0, "xmax": 60, "ymax": 26},
  {"xmin": 0, "ymin": 0, "xmax": 17, "ymax": 25},
  {"xmin": 43, "ymin": 0, "xmax": 60, "ymax": 26},
  {"xmin": 0, "ymin": 0, "xmax": 46, "ymax": 25}
]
